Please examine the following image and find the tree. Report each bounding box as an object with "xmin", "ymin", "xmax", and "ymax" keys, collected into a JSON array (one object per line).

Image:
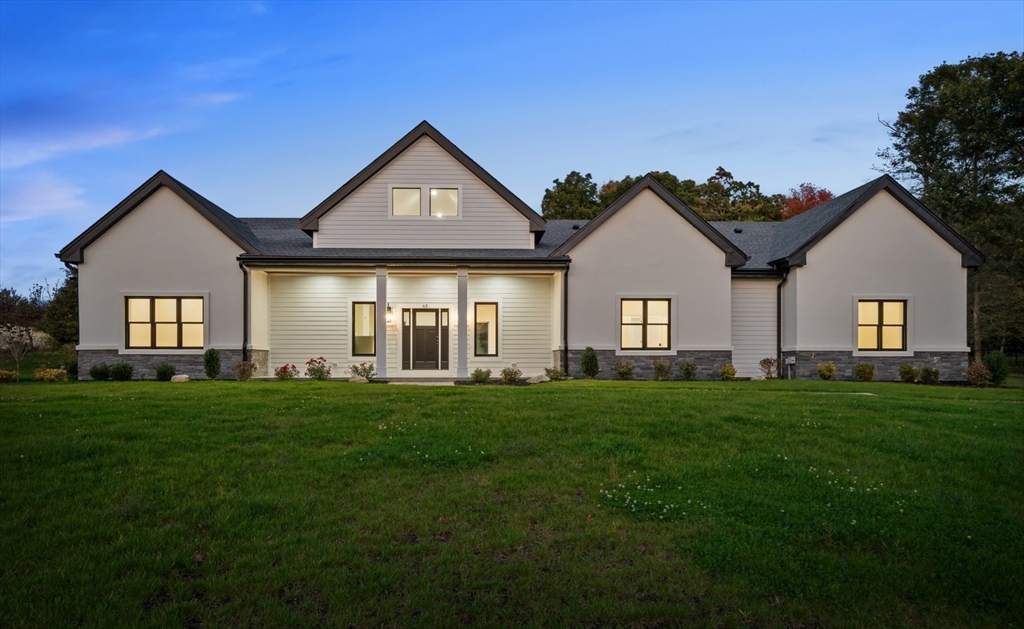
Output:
[
  {"xmin": 541, "ymin": 171, "xmax": 601, "ymax": 220},
  {"xmin": 598, "ymin": 171, "xmax": 700, "ymax": 209},
  {"xmin": 42, "ymin": 270, "xmax": 78, "ymax": 346},
  {"xmin": 0, "ymin": 286, "xmax": 45, "ymax": 379},
  {"xmin": 692, "ymin": 167, "xmax": 784, "ymax": 222},
  {"xmin": 783, "ymin": 183, "xmax": 835, "ymax": 219},
  {"xmin": 876, "ymin": 52, "xmax": 1024, "ymax": 362}
]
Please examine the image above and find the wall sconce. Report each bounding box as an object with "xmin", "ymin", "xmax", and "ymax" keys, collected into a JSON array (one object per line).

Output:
[{"xmin": 386, "ymin": 304, "xmax": 393, "ymax": 324}]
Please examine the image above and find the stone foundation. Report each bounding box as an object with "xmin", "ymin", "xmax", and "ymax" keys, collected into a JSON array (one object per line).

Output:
[
  {"xmin": 781, "ymin": 351, "xmax": 968, "ymax": 382},
  {"xmin": 566, "ymin": 349, "xmax": 732, "ymax": 380},
  {"xmin": 250, "ymin": 349, "xmax": 269, "ymax": 377},
  {"xmin": 78, "ymin": 349, "xmax": 245, "ymax": 380}
]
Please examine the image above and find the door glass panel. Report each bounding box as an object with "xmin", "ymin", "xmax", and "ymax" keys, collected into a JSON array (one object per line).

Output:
[
  {"xmin": 129, "ymin": 323, "xmax": 151, "ymax": 347},
  {"xmin": 647, "ymin": 324, "xmax": 669, "ymax": 348},
  {"xmin": 392, "ymin": 188, "xmax": 421, "ymax": 216},
  {"xmin": 181, "ymin": 298, "xmax": 203, "ymax": 323},
  {"xmin": 621, "ymin": 324, "xmax": 643, "ymax": 349},
  {"xmin": 155, "ymin": 323, "xmax": 178, "ymax": 347},
  {"xmin": 881, "ymin": 326, "xmax": 903, "ymax": 350},
  {"xmin": 415, "ymin": 310, "xmax": 436, "ymax": 327},
  {"xmin": 155, "ymin": 298, "xmax": 177, "ymax": 322},
  {"xmin": 858, "ymin": 301, "xmax": 878, "ymax": 325},
  {"xmin": 647, "ymin": 300, "xmax": 669, "ymax": 324},
  {"xmin": 883, "ymin": 301, "xmax": 904, "ymax": 325},
  {"xmin": 429, "ymin": 188, "xmax": 459, "ymax": 217},
  {"xmin": 621, "ymin": 300, "xmax": 643, "ymax": 324},
  {"xmin": 403, "ymin": 309, "xmax": 410, "ymax": 326},
  {"xmin": 858, "ymin": 326, "xmax": 878, "ymax": 350},
  {"xmin": 128, "ymin": 298, "xmax": 150, "ymax": 323},
  {"xmin": 440, "ymin": 310, "xmax": 448, "ymax": 326},
  {"xmin": 182, "ymin": 324, "xmax": 204, "ymax": 348}
]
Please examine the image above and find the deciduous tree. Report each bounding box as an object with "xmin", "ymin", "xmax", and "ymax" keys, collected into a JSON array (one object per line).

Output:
[
  {"xmin": 783, "ymin": 183, "xmax": 834, "ymax": 219},
  {"xmin": 541, "ymin": 171, "xmax": 601, "ymax": 220}
]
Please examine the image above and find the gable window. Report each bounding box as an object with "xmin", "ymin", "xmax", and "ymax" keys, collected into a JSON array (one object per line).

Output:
[
  {"xmin": 621, "ymin": 299, "xmax": 670, "ymax": 350},
  {"xmin": 474, "ymin": 303, "xmax": 498, "ymax": 356},
  {"xmin": 392, "ymin": 188, "xmax": 421, "ymax": 216},
  {"xmin": 352, "ymin": 302, "xmax": 376, "ymax": 356},
  {"xmin": 390, "ymin": 185, "xmax": 460, "ymax": 218},
  {"xmin": 857, "ymin": 300, "xmax": 906, "ymax": 351},
  {"xmin": 126, "ymin": 297, "xmax": 204, "ymax": 349},
  {"xmin": 430, "ymin": 188, "xmax": 459, "ymax": 217}
]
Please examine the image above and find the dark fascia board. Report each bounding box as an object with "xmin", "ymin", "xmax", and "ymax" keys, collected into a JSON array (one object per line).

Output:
[
  {"xmin": 299, "ymin": 121, "xmax": 547, "ymax": 234},
  {"xmin": 238, "ymin": 255, "xmax": 569, "ymax": 268},
  {"xmin": 550, "ymin": 174, "xmax": 748, "ymax": 267},
  {"xmin": 770, "ymin": 175, "xmax": 986, "ymax": 269},
  {"xmin": 57, "ymin": 170, "xmax": 260, "ymax": 263},
  {"xmin": 731, "ymin": 268, "xmax": 785, "ymax": 279}
]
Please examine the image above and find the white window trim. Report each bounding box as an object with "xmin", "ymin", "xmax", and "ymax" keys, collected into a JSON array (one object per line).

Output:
[
  {"xmin": 119, "ymin": 291, "xmax": 210, "ymax": 354},
  {"xmin": 851, "ymin": 294, "xmax": 914, "ymax": 356},
  {"xmin": 388, "ymin": 184, "xmax": 462, "ymax": 220},
  {"xmin": 614, "ymin": 293, "xmax": 677, "ymax": 356}
]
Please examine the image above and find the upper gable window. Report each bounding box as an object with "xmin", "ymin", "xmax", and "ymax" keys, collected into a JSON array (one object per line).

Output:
[
  {"xmin": 392, "ymin": 188, "xmax": 421, "ymax": 216},
  {"xmin": 390, "ymin": 185, "xmax": 460, "ymax": 218},
  {"xmin": 430, "ymin": 188, "xmax": 459, "ymax": 217}
]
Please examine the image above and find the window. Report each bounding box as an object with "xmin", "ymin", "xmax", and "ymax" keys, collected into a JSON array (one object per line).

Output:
[
  {"xmin": 352, "ymin": 302, "xmax": 376, "ymax": 355},
  {"xmin": 474, "ymin": 303, "xmax": 498, "ymax": 356},
  {"xmin": 392, "ymin": 188, "xmax": 421, "ymax": 216},
  {"xmin": 125, "ymin": 297, "xmax": 204, "ymax": 349},
  {"xmin": 857, "ymin": 300, "xmax": 906, "ymax": 351},
  {"xmin": 621, "ymin": 299, "xmax": 670, "ymax": 350},
  {"xmin": 390, "ymin": 186, "xmax": 460, "ymax": 218},
  {"xmin": 430, "ymin": 188, "xmax": 459, "ymax": 217}
]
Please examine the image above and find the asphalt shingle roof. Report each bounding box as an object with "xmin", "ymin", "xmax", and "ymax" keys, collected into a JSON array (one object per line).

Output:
[{"xmin": 709, "ymin": 221, "xmax": 776, "ymax": 270}]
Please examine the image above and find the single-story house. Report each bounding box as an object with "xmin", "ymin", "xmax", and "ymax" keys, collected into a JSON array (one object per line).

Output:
[{"xmin": 59, "ymin": 122, "xmax": 984, "ymax": 381}]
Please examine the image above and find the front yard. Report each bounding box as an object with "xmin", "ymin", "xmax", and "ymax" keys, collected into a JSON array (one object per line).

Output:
[{"xmin": 1, "ymin": 379, "xmax": 1021, "ymax": 628}]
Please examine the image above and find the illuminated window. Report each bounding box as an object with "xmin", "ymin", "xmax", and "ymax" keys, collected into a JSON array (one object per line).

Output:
[
  {"xmin": 430, "ymin": 188, "xmax": 459, "ymax": 217},
  {"xmin": 352, "ymin": 302, "xmax": 376, "ymax": 356},
  {"xmin": 125, "ymin": 297, "xmax": 204, "ymax": 349},
  {"xmin": 857, "ymin": 300, "xmax": 906, "ymax": 351},
  {"xmin": 392, "ymin": 188, "xmax": 421, "ymax": 216},
  {"xmin": 621, "ymin": 299, "xmax": 670, "ymax": 350},
  {"xmin": 474, "ymin": 303, "xmax": 498, "ymax": 356}
]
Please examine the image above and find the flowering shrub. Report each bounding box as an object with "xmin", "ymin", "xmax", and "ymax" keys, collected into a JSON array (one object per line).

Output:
[
  {"xmin": 89, "ymin": 363, "xmax": 111, "ymax": 381},
  {"xmin": 305, "ymin": 357, "xmax": 331, "ymax": 381},
  {"xmin": 854, "ymin": 363, "xmax": 875, "ymax": 382},
  {"xmin": 274, "ymin": 364, "xmax": 298, "ymax": 380},
  {"xmin": 652, "ymin": 360, "xmax": 673, "ymax": 381},
  {"xmin": 110, "ymin": 362, "xmax": 134, "ymax": 381},
  {"xmin": 919, "ymin": 366, "xmax": 939, "ymax": 385},
  {"xmin": 966, "ymin": 361, "xmax": 991, "ymax": 386},
  {"xmin": 155, "ymin": 363, "xmax": 175, "ymax": 381},
  {"xmin": 719, "ymin": 364, "xmax": 737, "ymax": 381},
  {"xmin": 580, "ymin": 347, "xmax": 599, "ymax": 379},
  {"xmin": 614, "ymin": 360, "xmax": 635, "ymax": 380},
  {"xmin": 817, "ymin": 362, "xmax": 836, "ymax": 381},
  {"xmin": 0, "ymin": 370, "xmax": 16, "ymax": 383},
  {"xmin": 235, "ymin": 361, "xmax": 255, "ymax": 381},
  {"xmin": 471, "ymin": 368, "xmax": 491, "ymax": 384},
  {"xmin": 544, "ymin": 367, "xmax": 565, "ymax": 381},
  {"xmin": 679, "ymin": 361, "xmax": 698, "ymax": 381},
  {"xmin": 500, "ymin": 363, "xmax": 522, "ymax": 383},
  {"xmin": 349, "ymin": 362, "xmax": 376, "ymax": 379},
  {"xmin": 33, "ymin": 367, "xmax": 68, "ymax": 382},
  {"xmin": 758, "ymin": 357, "xmax": 780, "ymax": 379},
  {"xmin": 898, "ymin": 364, "xmax": 919, "ymax": 383}
]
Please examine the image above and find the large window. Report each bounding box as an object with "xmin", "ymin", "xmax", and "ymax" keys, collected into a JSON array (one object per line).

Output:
[
  {"xmin": 857, "ymin": 300, "xmax": 906, "ymax": 351},
  {"xmin": 352, "ymin": 302, "xmax": 376, "ymax": 356},
  {"xmin": 474, "ymin": 303, "xmax": 498, "ymax": 356},
  {"xmin": 390, "ymin": 186, "xmax": 459, "ymax": 217},
  {"xmin": 621, "ymin": 299, "xmax": 670, "ymax": 350},
  {"xmin": 125, "ymin": 297, "xmax": 204, "ymax": 349}
]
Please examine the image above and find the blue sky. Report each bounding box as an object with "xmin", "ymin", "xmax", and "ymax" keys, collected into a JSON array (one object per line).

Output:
[{"xmin": 1, "ymin": 1, "xmax": 1021, "ymax": 293}]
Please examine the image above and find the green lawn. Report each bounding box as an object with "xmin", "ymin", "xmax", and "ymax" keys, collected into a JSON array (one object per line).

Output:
[{"xmin": 1, "ymin": 380, "xmax": 1021, "ymax": 628}]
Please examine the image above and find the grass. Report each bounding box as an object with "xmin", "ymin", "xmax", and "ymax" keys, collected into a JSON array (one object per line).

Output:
[
  {"xmin": 1, "ymin": 379, "xmax": 1021, "ymax": 628},
  {"xmin": 0, "ymin": 349, "xmax": 75, "ymax": 382}
]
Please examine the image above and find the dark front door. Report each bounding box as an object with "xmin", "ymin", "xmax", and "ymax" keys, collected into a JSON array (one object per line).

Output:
[{"xmin": 412, "ymin": 309, "xmax": 440, "ymax": 370}]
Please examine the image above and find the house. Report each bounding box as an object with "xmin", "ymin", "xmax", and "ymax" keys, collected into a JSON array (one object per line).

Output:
[{"xmin": 58, "ymin": 122, "xmax": 983, "ymax": 381}]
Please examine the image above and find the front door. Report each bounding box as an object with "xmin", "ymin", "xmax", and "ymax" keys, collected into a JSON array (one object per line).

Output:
[{"xmin": 403, "ymin": 308, "xmax": 450, "ymax": 370}]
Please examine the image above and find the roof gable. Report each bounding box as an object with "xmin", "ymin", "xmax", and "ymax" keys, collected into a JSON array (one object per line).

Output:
[
  {"xmin": 299, "ymin": 121, "xmax": 546, "ymax": 234},
  {"xmin": 57, "ymin": 171, "xmax": 261, "ymax": 263},
  {"xmin": 551, "ymin": 174, "xmax": 748, "ymax": 266}
]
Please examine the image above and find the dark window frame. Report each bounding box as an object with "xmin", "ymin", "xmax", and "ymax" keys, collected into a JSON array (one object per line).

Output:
[
  {"xmin": 473, "ymin": 302, "xmax": 499, "ymax": 357},
  {"xmin": 620, "ymin": 298, "xmax": 671, "ymax": 350},
  {"xmin": 124, "ymin": 296, "xmax": 204, "ymax": 349},
  {"xmin": 857, "ymin": 299, "xmax": 907, "ymax": 351},
  {"xmin": 352, "ymin": 302, "xmax": 376, "ymax": 356}
]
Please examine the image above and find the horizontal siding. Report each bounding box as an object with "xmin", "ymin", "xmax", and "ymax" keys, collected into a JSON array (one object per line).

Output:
[
  {"xmin": 731, "ymin": 279, "xmax": 777, "ymax": 378},
  {"xmin": 316, "ymin": 137, "xmax": 533, "ymax": 249},
  {"xmin": 467, "ymin": 275, "xmax": 554, "ymax": 376},
  {"xmin": 386, "ymin": 275, "xmax": 459, "ymax": 376}
]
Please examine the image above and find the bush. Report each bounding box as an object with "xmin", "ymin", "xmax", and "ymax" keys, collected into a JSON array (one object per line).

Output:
[
  {"xmin": 89, "ymin": 363, "xmax": 111, "ymax": 381},
  {"xmin": 349, "ymin": 362, "xmax": 376, "ymax": 379},
  {"xmin": 235, "ymin": 361, "xmax": 255, "ymax": 381},
  {"xmin": 501, "ymin": 364, "xmax": 522, "ymax": 384},
  {"xmin": 719, "ymin": 364, "xmax": 737, "ymax": 381},
  {"xmin": 34, "ymin": 367, "xmax": 68, "ymax": 382},
  {"xmin": 854, "ymin": 363, "xmax": 875, "ymax": 382},
  {"xmin": 61, "ymin": 348, "xmax": 78, "ymax": 380},
  {"xmin": 110, "ymin": 362, "xmax": 134, "ymax": 381},
  {"xmin": 471, "ymin": 368, "xmax": 491, "ymax": 384},
  {"xmin": 305, "ymin": 357, "xmax": 331, "ymax": 381},
  {"xmin": 966, "ymin": 361, "xmax": 992, "ymax": 386},
  {"xmin": 898, "ymin": 364, "xmax": 919, "ymax": 383},
  {"xmin": 544, "ymin": 367, "xmax": 565, "ymax": 381},
  {"xmin": 679, "ymin": 361, "xmax": 698, "ymax": 381},
  {"xmin": 274, "ymin": 364, "xmax": 298, "ymax": 380},
  {"xmin": 614, "ymin": 360, "xmax": 635, "ymax": 380},
  {"xmin": 580, "ymin": 347, "xmax": 600, "ymax": 379},
  {"xmin": 155, "ymin": 363, "xmax": 175, "ymax": 381},
  {"xmin": 203, "ymin": 348, "xmax": 221, "ymax": 380},
  {"xmin": 758, "ymin": 357, "xmax": 779, "ymax": 379},
  {"xmin": 0, "ymin": 370, "xmax": 16, "ymax": 383},
  {"xmin": 817, "ymin": 362, "xmax": 836, "ymax": 381},
  {"xmin": 919, "ymin": 366, "xmax": 940, "ymax": 385},
  {"xmin": 652, "ymin": 360, "xmax": 673, "ymax": 381},
  {"xmin": 983, "ymin": 351, "xmax": 1009, "ymax": 386}
]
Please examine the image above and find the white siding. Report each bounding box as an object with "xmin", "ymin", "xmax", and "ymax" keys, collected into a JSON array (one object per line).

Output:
[
  {"xmin": 316, "ymin": 137, "xmax": 534, "ymax": 249},
  {"xmin": 731, "ymin": 279, "xmax": 777, "ymax": 378},
  {"xmin": 385, "ymin": 274, "xmax": 459, "ymax": 376},
  {"xmin": 467, "ymin": 275, "xmax": 554, "ymax": 376}
]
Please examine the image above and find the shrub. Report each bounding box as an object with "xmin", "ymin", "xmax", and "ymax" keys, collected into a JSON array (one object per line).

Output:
[
  {"xmin": 203, "ymin": 348, "xmax": 221, "ymax": 380},
  {"xmin": 719, "ymin": 363, "xmax": 737, "ymax": 381},
  {"xmin": 61, "ymin": 349, "xmax": 78, "ymax": 380},
  {"xmin": 679, "ymin": 360, "xmax": 698, "ymax": 381},
  {"xmin": 471, "ymin": 368, "xmax": 491, "ymax": 384},
  {"xmin": 155, "ymin": 363, "xmax": 175, "ymax": 381},
  {"xmin": 898, "ymin": 364, "xmax": 919, "ymax": 383},
  {"xmin": 34, "ymin": 367, "xmax": 68, "ymax": 382},
  {"xmin": 652, "ymin": 360, "xmax": 673, "ymax": 381},
  {"xmin": 0, "ymin": 370, "xmax": 16, "ymax": 383},
  {"xmin": 854, "ymin": 363, "xmax": 875, "ymax": 382},
  {"xmin": 966, "ymin": 361, "xmax": 992, "ymax": 386},
  {"xmin": 758, "ymin": 357, "xmax": 780, "ymax": 379},
  {"xmin": 274, "ymin": 364, "xmax": 298, "ymax": 380},
  {"xmin": 235, "ymin": 361, "xmax": 255, "ymax": 381},
  {"xmin": 544, "ymin": 367, "xmax": 565, "ymax": 381},
  {"xmin": 614, "ymin": 360, "xmax": 635, "ymax": 380},
  {"xmin": 349, "ymin": 362, "xmax": 376, "ymax": 379},
  {"xmin": 817, "ymin": 362, "xmax": 836, "ymax": 381},
  {"xmin": 89, "ymin": 363, "xmax": 111, "ymax": 381},
  {"xmin": 983, "ymin": 351, "xmax": 1009, "ymax": 386},
  {"xmin": 501, "ymin": 364, "xmax": 522, "ymax": 384},
  {"xmin": 580, "ymin": 347, "xmax": 600, "ymax": 379},
  {"xmin": 110, "ymin": 362, "xmax": 134, "ymax": 381},
  {"xmin": 919, "ymin": 366, "xmax": 940, "ymax": 385},
  {"xmin": 304, "ymin": 357, "xmax": 331, "ymax": 381}
]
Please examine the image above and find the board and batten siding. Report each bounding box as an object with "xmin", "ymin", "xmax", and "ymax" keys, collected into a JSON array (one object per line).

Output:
[
  {"xmin": 730, "ymin": 279, "xmax": 778, "ymax": 378},
  {"xmin": 268, "ymin": 274, "xmax": 375, "ymax": 372},
  {"xmin": 467, "ymin": 275, "xmax": 554, "ymax": 376},
  {"xmin": 316, "ymin": 137, "xmax": 534, "ymax": 249}
]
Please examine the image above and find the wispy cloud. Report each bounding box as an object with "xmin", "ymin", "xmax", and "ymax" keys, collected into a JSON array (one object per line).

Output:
[
  {"xmin": 0, "ymin": 173, "xmax": 85, "ymax": 222},
  {"xmin": 0, "ymin": 127, "xmax": 163, "ymax": 170},
  {"xmin": 185, "ymin": 92, "xmax": 244, "ymax": 106}
]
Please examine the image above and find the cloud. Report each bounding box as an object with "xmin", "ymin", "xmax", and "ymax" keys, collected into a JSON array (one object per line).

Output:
[
  {"xmin": 185, "ymin": 92, "xmax": 244, "ymax": 106},
  {"xmin": 251, "ymin": 2, "xmax": 269, "ymax": 15},
  {"xmin": 0, "ymin": 126, "xmax": 163, "ymax": 170},
  {"xmin": 0, "ymin": 173, "xmax": 85, "ymax": 222}
]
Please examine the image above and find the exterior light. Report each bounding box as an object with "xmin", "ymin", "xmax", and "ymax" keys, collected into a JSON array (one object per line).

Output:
[{"xmin": 386, "ymin": 304, "xmax": 393, "ymax": 324}]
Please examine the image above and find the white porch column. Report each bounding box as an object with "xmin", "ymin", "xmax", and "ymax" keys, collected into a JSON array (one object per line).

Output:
[
  {"xmin": 375, "ymin": 266, "xmax": 387, "ymax": 379},
  {"xmin": 457, "ymin": 267, "xmax": 468, "ymax": 378}
]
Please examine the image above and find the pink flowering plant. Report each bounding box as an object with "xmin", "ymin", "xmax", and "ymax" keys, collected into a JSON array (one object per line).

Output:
[
  {"xmin": 274, "ymin": 364, "xmax": 299, "ymax": 380},
  {"xmin": 305, "ymin": 357, "xmax": 331, "ymax": 381}
]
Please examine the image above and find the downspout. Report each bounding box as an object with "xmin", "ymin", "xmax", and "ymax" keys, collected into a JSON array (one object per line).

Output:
[
  {"xmin": 63, "ymin": 261, "xmax": 79, "ymax": 277},
  {"xmin": 239, "ymin": 261, "xmax": 250, "ymax": 364},
  {"xmin": 776, "ymin": 270, "xmax": 789, "ymax": 379},
  {"xmin": 562, "ymin": 263, "xmax": 570, "ymax": 375}
]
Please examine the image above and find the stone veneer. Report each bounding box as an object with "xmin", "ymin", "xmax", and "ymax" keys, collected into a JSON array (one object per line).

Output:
[
  {"xmin": 78, "ymin": 348, "xmax": 258, "ymax": 380},
  {"xmin": 566, "ymin": 349, "xmax": 732, "ymax": 380},
  {"xmin": 781, "ymin": 351, "xmax": 968, "ymax": 382}
]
